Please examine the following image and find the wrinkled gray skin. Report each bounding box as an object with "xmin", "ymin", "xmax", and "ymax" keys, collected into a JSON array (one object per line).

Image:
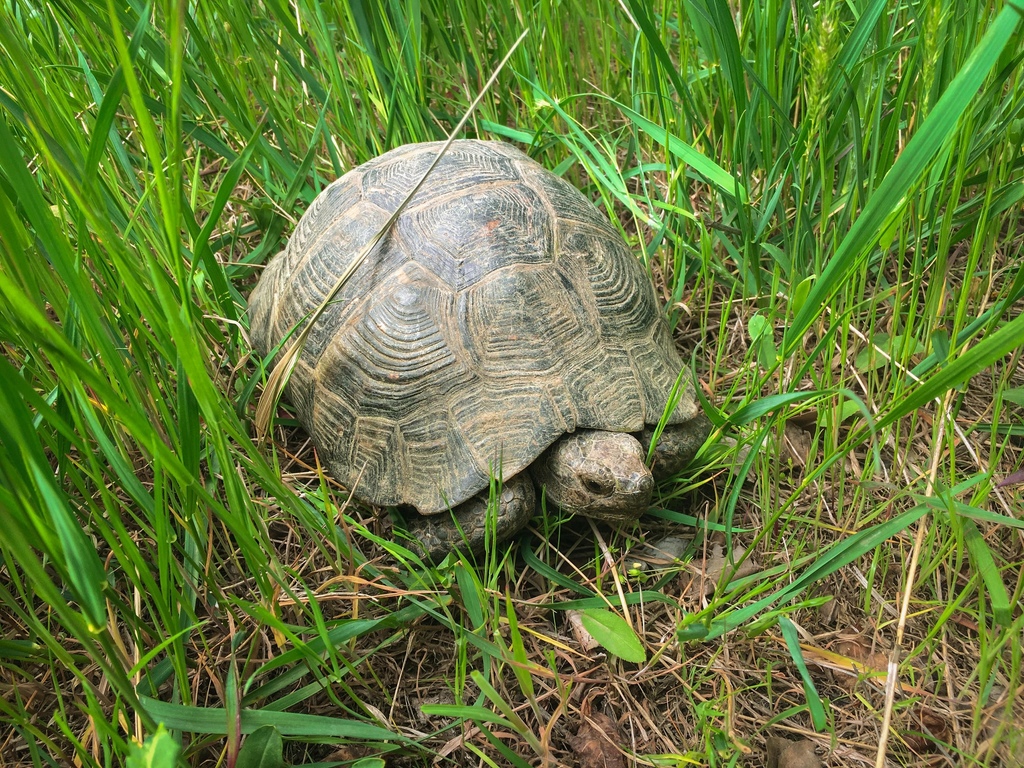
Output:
[{"xmin": 399, "ymin": 416, "xmax": 712, "ymax": 561}]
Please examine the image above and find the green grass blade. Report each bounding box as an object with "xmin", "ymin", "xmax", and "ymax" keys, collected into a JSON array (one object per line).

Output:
[
  {"xmin": 137, "ymin": 697, "xmax": 410, "ymax": 743},
  {"xmin": 778, "ymin": 617, "xmax": 828, "ymax": 731},
  {"xmin": 705, "ymin": 506, "xmax": 930, "ymax": 639},
  {"xmin": 962, "ymin": 521, "xmax": 1013, "ymax": 627},
  {"xmin": 614, "ymin": 101, "xmax": 747, "ymax": 201},
  {"xmin": 873, "ymin": 312, "xmax": 1024, "ymax": 432},
  {"xmin": 785, "ymin": 6, "xmax": 1023, "ymax": 355}
]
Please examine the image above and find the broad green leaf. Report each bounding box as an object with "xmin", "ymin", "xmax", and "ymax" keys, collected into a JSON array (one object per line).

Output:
[
  {"xmin": 748, "ymin": 314, "xmax": 771, "ymax": 342},
  {"xmin": 126, "ymin": 725, "xmax": 181, "ymax": 768},
  {"xmin": 1002, "ymin": 388, "xmax": 1024, "ymax": 408},
  {"xmin": 237, "ymin": 726, "xmax": 286, "ymax": 768},
  {"xmin": 579, "ymin": 609, "xmax": 647, "ymax": 663},
  {"xmin": 790, "ymin": 276, "xmax": 815, "ymax": 316},
  {"xmin": 747, "ymin": 314, "xmax": 778, "ymax": 369}
]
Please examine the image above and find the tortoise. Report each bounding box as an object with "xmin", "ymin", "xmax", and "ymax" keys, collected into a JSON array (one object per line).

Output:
[{"xmin": 249, "ymin": 140, "xmax": 711, "ymax": 561}]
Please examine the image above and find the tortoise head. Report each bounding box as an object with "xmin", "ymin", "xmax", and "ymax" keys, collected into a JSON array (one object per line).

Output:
[{"xmin": 530, "ymin": 430, "xmax": 653, "ymax": 522}]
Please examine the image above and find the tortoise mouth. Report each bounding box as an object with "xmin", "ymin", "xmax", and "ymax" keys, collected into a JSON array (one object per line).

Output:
[
  {"xmin": 573, "ymin": 507, "xmax": 647, "ymax": 524},
  {"xmin": 559, "ymin": 485, "xmax": 652, "ymax": 522}
]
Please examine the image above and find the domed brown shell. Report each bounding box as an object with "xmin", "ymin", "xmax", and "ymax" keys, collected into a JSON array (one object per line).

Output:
[{"xmin": 249, "ymin": 140, "xmax": 699, "ymax": 515}]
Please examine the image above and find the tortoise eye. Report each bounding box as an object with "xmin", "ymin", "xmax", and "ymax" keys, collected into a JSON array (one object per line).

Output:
[{"xmin": 582, "ymin": 477, "xmax": 613, "ymax": 496}]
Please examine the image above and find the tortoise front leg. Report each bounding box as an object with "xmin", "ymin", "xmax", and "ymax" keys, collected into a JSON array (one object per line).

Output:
[
  {"xmin": 393, "ymin": 473, "xmax": 536, "ymax": 562},
  {"xmin": 638, "ymin": 413, "xmax": 713, "ymax": 479}
]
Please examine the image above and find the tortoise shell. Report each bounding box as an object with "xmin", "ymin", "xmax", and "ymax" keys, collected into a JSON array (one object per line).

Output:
[{"xmin": 249, "ymin": 140, "xmax": 698, "ymax": 515}]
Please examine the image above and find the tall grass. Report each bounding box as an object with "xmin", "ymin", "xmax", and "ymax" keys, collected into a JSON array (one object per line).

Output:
[{"xmin": 1, "ymin": 0, "xmax": 1022, "ymax": 765}]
